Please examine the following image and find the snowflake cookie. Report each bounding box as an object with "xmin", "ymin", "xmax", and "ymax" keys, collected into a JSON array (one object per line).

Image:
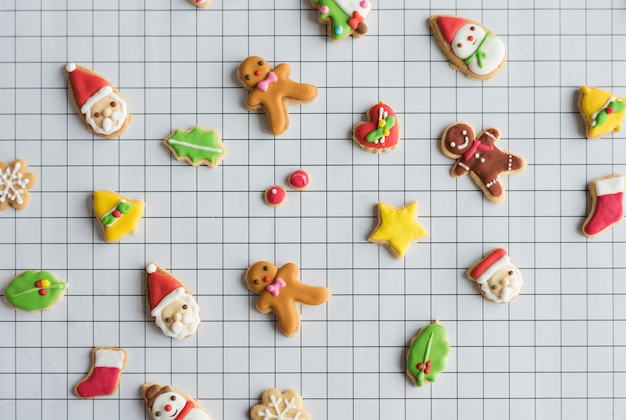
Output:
[
  {"xmin": 251, "ymin": 389, "xmax": 311, "ymax": 420},
  {"xmin": 0, "ymin": 159, "xmax": 36, "ymax": 211}
]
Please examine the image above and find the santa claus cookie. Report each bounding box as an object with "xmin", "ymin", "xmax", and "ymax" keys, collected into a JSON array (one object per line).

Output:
[
  {"xmin": 578, "ymin": 86, "xmax": 626, "ymax": 139},
  {"xmin": 245, "ymin": 261, "xmax": 331, "ymax": 337},
  {"xmin": 466, "ymin": 248, "xmax": 523, "ymax": 304},
  {"xmin": 440, "ymin": 122, "xmax": 526, "ymax": 203},
  {"xmin": 582, "ymin": 174, "xmax": 625, "ymax": 237},
  {"xmin": 406, "ymin": 321, "xmax": 450, "ymax": 387},
  {"xmin": 237, "ymin": 56, "xmax": 318, "ymax": 136},
  {"xmin": 65, "ymin": 63, "xmax": 131, "ymax": 138},
  {"xmin": 142, "ymin": 382, "xmax": 211, "ymax": 420},
  {"xmin": 0, "ymin": 159, "xmax": 36, "ymax": 211},
  {"xmin": 353, "ymin": 102, "xmax": 400, "ymax": 153},
  {"xmin": 93, "ymin": 191, "xmax": 144, "ymax": 242},
  {"xmin": 312, "ymin": 0, "xmax": 372, "ymax": 41},
  {"xmin": 251, "ymin": 389, "xmax": 310, "ymax": 420},
  {"xmin": 145, "ymin": 263, "xmax": 201, "ymax": 340},
  {"xmin": 430, "ymin": 15, "xmax": 506, "ymax": 80}
]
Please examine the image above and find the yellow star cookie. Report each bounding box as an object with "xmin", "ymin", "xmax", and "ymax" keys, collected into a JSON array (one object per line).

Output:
[
  {"xmin": 578, "ymin": 86, "xmax": 626, "ymax": 139},
  {"xmin": 368, "ymin": 201, "xmax": 428, "ymax": 259}
]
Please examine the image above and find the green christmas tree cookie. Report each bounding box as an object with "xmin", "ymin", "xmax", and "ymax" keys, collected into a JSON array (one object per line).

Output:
[{"xmin": 406, "ymin": 320, "xmax": 450, "ymax": 387}]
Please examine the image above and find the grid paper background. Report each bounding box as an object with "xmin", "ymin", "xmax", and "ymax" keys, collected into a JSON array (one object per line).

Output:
[{"xmin": 1, "ymin": 0, "xmax": 626, "ymax": 419}]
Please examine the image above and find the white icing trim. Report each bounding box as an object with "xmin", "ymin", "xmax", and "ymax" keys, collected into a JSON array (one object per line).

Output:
[
  {"xmin": 167, "ymin": 138, "xmax": 222, "ymax": 154},
  {"xmin": 476, "ymin": 255, "xmax": 510, "ymax": 284},
  {"xmin": 595, "ymin": 175, "xmax": 625, "ymax": 196},
  {"xmin": 457, "ymin": 135, "xmax": 470, "ymax": 150},
  {"xmin": 94, "ymin": 348, "xmax": 125, "ymax": 368},
  {"xmin": 146, "ymin": 263, "xmax": 157, "ymax": 274},
  {"xmin": 483, "ymin": 130, "xmax": 497, "ymax": 140},
  {"xmin": 457, "ymin": 162, "xmax": 470, "ymax": 171},
  {"xmin": 150, "ymin": 287, "xmax": 186, "ymax": 316},
  {"xmin": 80, "ymin": 85, "xmax": 113, "ymax": 114},
  {"xmin": 0, "ymin": 161, "xmax": 30, "ymax": 205},
  {"xmin": 335, "ymin": 0, "xmax": 372, "ymax": 16},
  {"xmin": 66, "ymin": 62, "xmax": 76, "ymax": 72}
]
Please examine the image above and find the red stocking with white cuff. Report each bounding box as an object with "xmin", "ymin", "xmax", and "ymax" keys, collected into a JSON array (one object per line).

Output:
[
  {"xmin": 583, "ymin": 174, "xmax": 625, "ymax": 237},
  {"xmin": 75, "ymin": 347, "xmax": 127, "ymax": 398}
]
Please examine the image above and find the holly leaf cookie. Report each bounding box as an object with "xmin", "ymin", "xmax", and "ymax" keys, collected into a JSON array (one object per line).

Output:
[
  {"xmin": 65, "ymin": 63, "xmax": 131, "ymax": 138},
  {"xmin": 430, "ymin": 15, "xmax": 506, "ymax": 80},
  {"xmin": 143, "ymin": 382, "xmax": 212, "ymax": 420},
  {"xmin": 4, "ymin": 271, "xmax": 67, "ymax": 312},
  {"xmin": 251, "ymin": 389, "xmax": 311, "ymax": 420},
  {"xmin": 312, "ymin": 0, "xmax": 372, "ymax": 41},
  {"xmin": 353, "ymin": 102, "xmax": 400, "ymax": 153},
  {"xmin": 0, "ymin": 159, "xmax": 36, "ymax": 211},
  {"xmin": 578, "ymin": 86, "xmax": 626, "ymax": 139},
  {"xmin": 163, "ymin": 126, "xmax": 227, "ymax": 168},
  {"xmin": 368, "ymin": 201, "xmax": 428, "ymax": 259},
  {"xmin": 406, "ymin": 321, "xmax": 450, "ymax": 387},
  {"xmin": 93, "ymin": 191, "xmax": 144, "ymax": 242}
]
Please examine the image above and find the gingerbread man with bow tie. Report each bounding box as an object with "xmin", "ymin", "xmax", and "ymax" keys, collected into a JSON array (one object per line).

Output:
[
  {"xmin": 245, "ymin": 261, "xmax": 331, "ymax": 337},
  {"xmin": 237, "ymin": 56, "xmax": 318, "ymax": 135}
]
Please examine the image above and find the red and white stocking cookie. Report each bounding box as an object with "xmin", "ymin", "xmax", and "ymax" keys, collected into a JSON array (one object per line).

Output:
[
  {"xmin": 74, "ymin": 347, "xmax": 127, "ymax": 398},
  {"xmin": 582, "ymin": 174, "xmax": 625, "ymax": 237},
  {"xmin": 440, "ymin": 122, "xmax": 526, "ymax": 203},
  {"xmin": 353, "ymin": 102, "xmax": 400, "ymax": 153}
]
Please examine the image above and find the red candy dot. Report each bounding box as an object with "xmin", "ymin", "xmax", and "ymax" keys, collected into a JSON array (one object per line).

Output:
[
  {"xmin": 424, "ymin": 367, "xmax": 431, "ymax": 374},
  {"xmin": 607, "ymin": 106, "xmax": 614, "ymax": 114},
  {"xmin": 417, "ymin": 363, "xmax": 424, "ymax": 370},
  {"xmin": 426, "ymin": 361, "xmax": 432, "ymax": 367},
  {"xmin": 264, "ymin": 185, "xmax": 286, "ymax": 207},
  {"xmin": 287, "ymin": 169, "xmax": 310, "ymax": 190},
  {"xmin": 39, "ymin": 289, "xmax": 47, "ymax": 296},
  {"xmin": 112, "ymin": 210, "xmax": 122, "ymax": 218},
  {"xmin": 35, "ymin": 280, "xmax": 43, "ymax": 288}
]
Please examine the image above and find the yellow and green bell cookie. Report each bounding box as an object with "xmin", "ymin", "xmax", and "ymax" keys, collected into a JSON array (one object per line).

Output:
[
  {"xmin": 578, "ymin": 86, "xmax": 626, "ymax": 139},
  {"xmin": 93, "ymin": 190, "xmax": 144, "ymax": 242}
]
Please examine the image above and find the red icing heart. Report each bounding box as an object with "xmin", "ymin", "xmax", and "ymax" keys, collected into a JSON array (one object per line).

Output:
[{"xmin": 353, "ymin": 102, "xmax": 399, "ymax": 153}]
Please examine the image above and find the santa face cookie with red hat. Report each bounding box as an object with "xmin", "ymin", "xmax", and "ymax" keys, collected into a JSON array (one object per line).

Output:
[
  {"xmin": 145, "ymin": 263, "xmax": 201, "ymax": 340},
  {"xmin": 466, "ymin": 248, "xmax": 523, "ymax": 304},
  {"xmin": 430, "ymin": 15, "xmax": 506, "ymax": 80},
  {"xmin": 65, "ymin": 63, "xmax": 131, "ymax": 138},
  {"xmin": 142, "ymin": 382, "xmax": 211, "ymax": 420}
]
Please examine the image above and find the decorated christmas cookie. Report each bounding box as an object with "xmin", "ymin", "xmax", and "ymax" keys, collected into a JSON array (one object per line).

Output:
[
  {"xmin": 406, "ymin": 321, "xmax": 450, "ymax": 387},
  {"xmin": 287, "ymin": 169, "xmax": 310, "ymax": 190},
  {"xmin": 145, "ymin": 263, "xmax": 201, "ymax": 340},
  {"xmin": 440, "ymin": 122, "xmax": 526, "ymax": 203},
  {"xmin": 163, "ymin": 126, "xmax": 227, "ymax": 168},
  {"xmin": 245, "ymin": 261, "xmax": 331, "ymax": 337},
  {"xmin": 190, "ymin": 0, "xmax": 209, "ymax": 7},
  {"xmin": 312, "ymin": 0, "xmax": 372, "ymax": 41},
  {"xmin": 93, "ymin": 191, "xmax": 144, "ymax": 242},
  {"xmin": 142, "ymin": 382, "xmax": 212, "ymax": 420},
  {"xmin": 578, "ymin": 86, "xmax": 626, "ymax": 139},
  {"xmin": 65, "ymin": 63, "xmax": 131, "ymax": 138},
  {"xmin": 353, "ymin": 102, "xmax": 400, "ymax": 153},
  {"xmin": 264, "ymin": 185, "xmax": 287, "ymax": 207},
  {"xmin": 237, "ymin": 56, "xmax": 318, "ymax": 136},
  {"xmin": 251, "ymin": 389, "xmax": 310, "ymax": 420},
  {"xmin": 466, "ymin": 248, "xmax": 523, "ymax": 304},
  {"xmin": 0, "ymin": 159, "xmax": 36, "ymax": 211},
  {"xmin": 582, "ymin": 174, "xmax": 625, "ymax": 237},
  {"xmin": 429, "ymin": 15, "xmax": 506, "ymax": 80},
  {"xmin": 4, "ymin": 271, "xmax": 67, "ymax": 312},
  {"xmin": 75, "ymin": 347, "xmax": 127, "ymax": 399},
  {"xmin": 368, "ymin": 201, "xmax": 428, "ymax": 259}
]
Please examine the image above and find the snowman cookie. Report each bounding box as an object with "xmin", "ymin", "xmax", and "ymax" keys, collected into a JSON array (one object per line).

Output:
[
  {"xmin": 142, "ymin": 382, "xmax": 211, "ymax": 420},
  {"xmin": 429, "ymin": 15, "xmax": 506, "ymax": 80}
]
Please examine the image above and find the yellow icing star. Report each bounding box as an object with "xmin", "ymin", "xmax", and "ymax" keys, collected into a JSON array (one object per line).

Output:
[
  {"xmin": 578, "ymin": 86, "xmax": 626, "ymax": 139},
  {"xmin": 368, "ymin": 201, "xmax": 428, "ymax": 259}
]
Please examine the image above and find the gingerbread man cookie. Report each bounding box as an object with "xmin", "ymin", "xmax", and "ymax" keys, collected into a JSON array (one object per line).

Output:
[
  {"xmin": 440, "ymin": 122, "xmax": 526, "ymax": 203},
  {"xmin": 245, "ymin": 261, "xmax": 331, "ymax": 337},
  {"xmin": 237, "ymin": 56, "xmax": 318, "ymax": 136}
]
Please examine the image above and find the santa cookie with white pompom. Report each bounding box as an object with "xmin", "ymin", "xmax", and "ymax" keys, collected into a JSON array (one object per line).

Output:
[
  {"xmin": 466, "ymin": 248, "xmax": 523, "ymax": 304},
  {"xmin": 65, "ymin": 63, "xmax": 131, "ymax": 138},
  {"xmin": 145, "ymin": 263, "xmax": 201, "ymax": 340}
]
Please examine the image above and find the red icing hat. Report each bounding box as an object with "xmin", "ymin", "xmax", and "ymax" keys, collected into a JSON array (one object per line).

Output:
[
  {"xmin": 66, "ymin": 63, "xmax": 113, "ymax": 114},
  {"xmin": 469, "ymin": 248, "xmax": 510, "ymax": 284},
  {"xmin": 437, "ymin": 16, "xmax": 468, "ymax": 44},
  {"xmin": 146, "ymin": 263, "xmax": 185, "ymax": 317}
]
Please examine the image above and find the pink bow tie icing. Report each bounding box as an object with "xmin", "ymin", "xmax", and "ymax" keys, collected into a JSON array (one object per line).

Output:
[
  {"xmin": 462, "ymin": 139, "xmax": 494, "ymax": 161},
  {"xmin": 266, "ymin": 277, "xmax": 286, "ymax": 296},
  {"xmin": 256, "ymin": 71, "xmax": 278, "ymax": 92}
]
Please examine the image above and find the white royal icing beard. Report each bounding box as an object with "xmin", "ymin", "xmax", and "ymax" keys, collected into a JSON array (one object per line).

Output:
[
  {"xmin": 482, "ymin": 269, "xmax": 522, "ymax": 303},
  {"xmin": 154, "ymin": 294, "xmax": 201, "ymax": 339},
  {"xmin": 83, "ymin": 92, "xmax": 128, "ymax": 135}
]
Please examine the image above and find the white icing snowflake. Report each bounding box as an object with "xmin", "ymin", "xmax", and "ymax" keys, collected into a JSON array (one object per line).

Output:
[
  {"xmin": 0, "ymin": 160, "xmax": 34, "ymax": 209},
  {"xmin": 253, "ymin": 390, "xmax": 309, "ymax": 420}
]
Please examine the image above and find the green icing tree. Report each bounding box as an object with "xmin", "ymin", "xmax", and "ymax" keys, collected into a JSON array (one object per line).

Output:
[
  {"xmin": 407, "ymin": 322, "xmax": 450, "ymax": 387},
  {"xmin": 313, "ymin": 0, "xmax": 354, "ymax": 41}
]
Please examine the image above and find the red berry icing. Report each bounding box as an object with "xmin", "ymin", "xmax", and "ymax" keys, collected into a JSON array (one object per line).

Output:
[
  {"xmin": 264, "ymin": 185, "xmax": 286, "ymax": 206},
  {"xmin": 417, "ymin": 362, "xmax": 424, "ymax": 370},
  {"xmin": 426, "ymin": 361, "xmax": 432, "ymax": 367},
  {"xmin": 607, "ymin": 106, "xmax": 614, "ymax": 114},
  {"xmin": 39, "ymin": 289, "xmax": 47, "ymax": 296},
  {"xmin": 35, "ymin": 280, "xmax": 42, "ymax": 288},
  {"xmin": 288, "ymin": 169, "xmax": 310, "ymax": 190},
  {"xmin": 112, "ymin": 209, "xmax": 122, "ymax": 218}
]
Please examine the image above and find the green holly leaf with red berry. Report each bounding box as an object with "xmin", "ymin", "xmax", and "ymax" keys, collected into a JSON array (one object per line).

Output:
[
  {"xmin": 4, "ymin": 271, "xmax": 67, "ymax": 312},
  {"xmin": 407, "ymin": 321, "xmax": 450, "ymax": 387}
]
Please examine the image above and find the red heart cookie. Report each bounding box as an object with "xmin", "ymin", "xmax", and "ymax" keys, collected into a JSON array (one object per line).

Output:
[{"xmin": 353, "ymin": 102, "xmax": 400, "ymax": 153}]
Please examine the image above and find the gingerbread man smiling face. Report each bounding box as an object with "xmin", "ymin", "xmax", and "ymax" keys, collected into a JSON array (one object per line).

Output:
[
  {"xmin": 237, "ymin": 56, "xmax": 318, "ymax": 136},
  {"xmin": 245, "ymin": 261, "xmax": 330, "ymax": 337}
]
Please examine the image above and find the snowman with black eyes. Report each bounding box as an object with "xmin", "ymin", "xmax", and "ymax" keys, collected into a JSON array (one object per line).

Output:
[{"xmin": 437, "ymin": 16, "xmax": 506, "ymax": 76}]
